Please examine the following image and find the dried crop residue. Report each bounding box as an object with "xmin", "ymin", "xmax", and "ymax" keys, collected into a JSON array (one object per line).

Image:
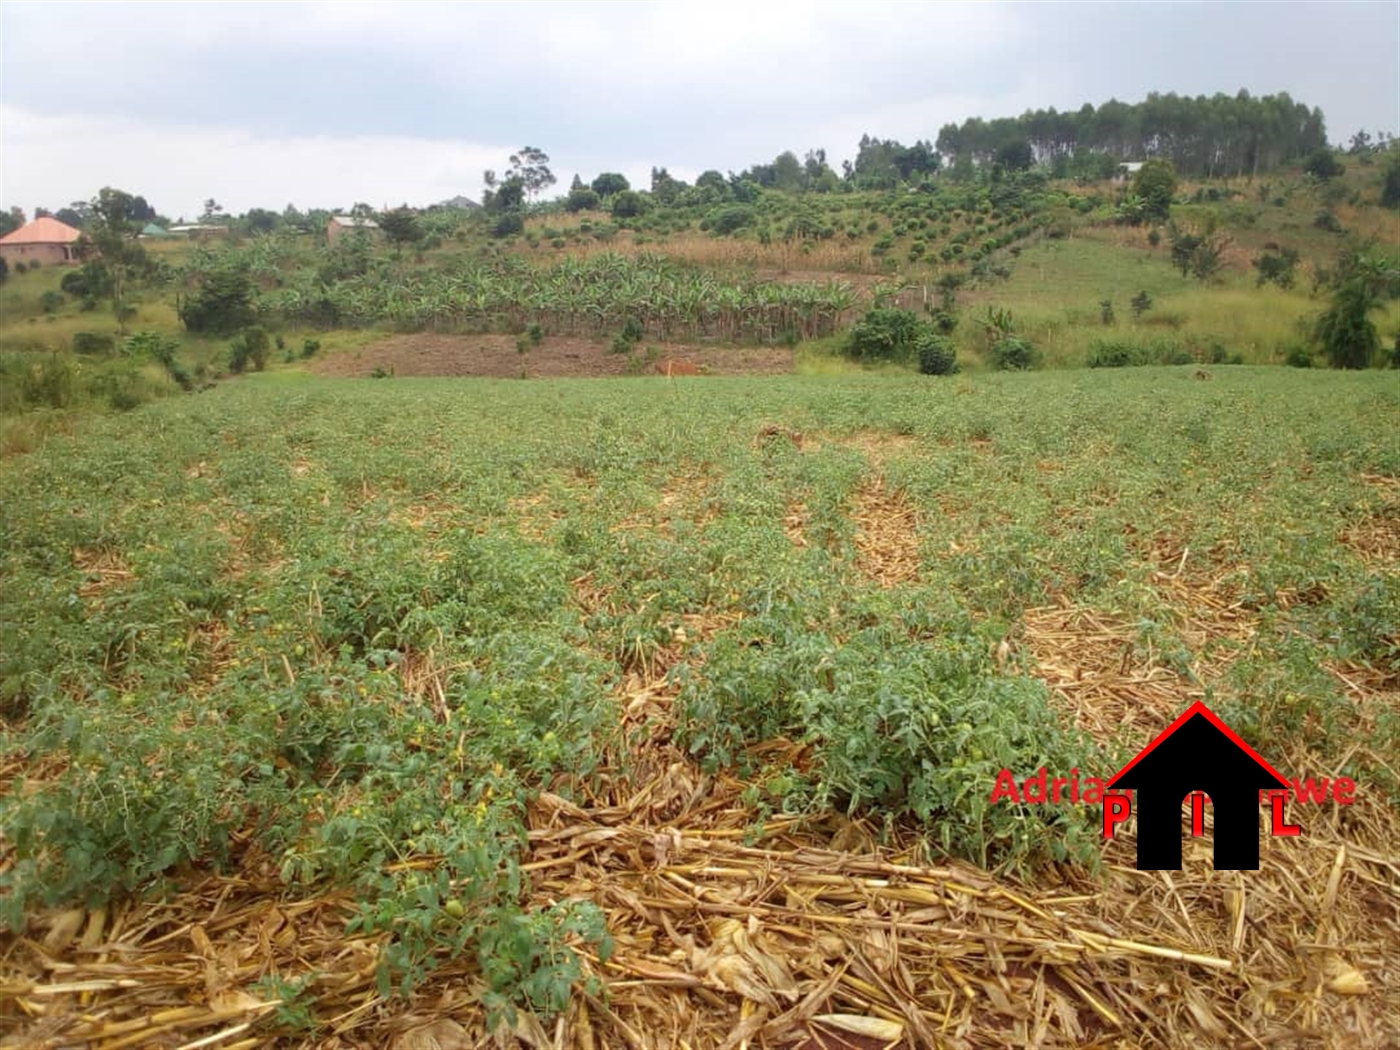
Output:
[
  {"xmin": 1341, "ymin": 508, "xmax": 1400, "ymax": 566},
  {"xmin": 9, "ymin": 703, "xmax": 1400, "ymax": 1049},
  {"xmin": 829, "ymin": 429, "xmax": 918, "ymax": 465},
  {"xmin": 1023, "ymin": 600, "xmax": 1201, "ymax": 749},
  {"xmin": 852, "ymin": 479, "xmax": 922, "ymax": 587},
  {"xmin": 1141, "ymin": 534, "xmax": 1258, "ymax": 657},
  {"xmin": 784, "ymin": 500, "xmax": 810, "ymax": 548},
  {"xmin": 309, "ymin": 334, "xmax": 794, "ymax": 379},
  {"xmin": 72, "ymin": 547, "xmax": 134, "ymax": 604}
]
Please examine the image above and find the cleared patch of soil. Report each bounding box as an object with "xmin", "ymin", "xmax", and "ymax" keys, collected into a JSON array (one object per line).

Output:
[{"xmin": 309, "ymin": 334, "xmax": 794, "ymax": 379}]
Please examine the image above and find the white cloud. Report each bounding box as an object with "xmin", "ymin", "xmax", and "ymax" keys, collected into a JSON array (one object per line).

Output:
[{"xmin": 0, "ymin": 106, "xmax": 514, "ymax": 217}]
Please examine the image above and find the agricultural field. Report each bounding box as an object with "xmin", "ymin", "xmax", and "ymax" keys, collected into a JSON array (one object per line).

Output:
[{"xmin": 2, "ymin": 366, "xmax": 1398, "ymax": 1046}]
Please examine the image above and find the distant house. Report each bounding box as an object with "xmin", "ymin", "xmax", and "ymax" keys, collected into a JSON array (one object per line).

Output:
[
  {"xmin": 140, "ymin": 223, "xmax": 172, "ymax": 238},
  {"xmin": 327, "ymin": 215, "xmax": 381, "ymax": 245},
  {"xmin": 1115, "ymin": 161, "xmax": 1146, "ymax": 183},
  {"xmin": 0, "ymin": 216, "xmax": 83, "ymax": 266},
  {"xmin": 439, "ymin": 195, "xmax": 480, "ymax": 211}
]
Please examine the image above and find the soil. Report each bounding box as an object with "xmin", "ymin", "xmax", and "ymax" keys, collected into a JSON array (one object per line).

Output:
[{"xmin": 308, "ymin": 334, "xmax": 795, "ymax": 379}]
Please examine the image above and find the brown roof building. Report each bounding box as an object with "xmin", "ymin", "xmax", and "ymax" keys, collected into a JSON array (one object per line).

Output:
[{"xmin": 0, "ymin": 217, "xmax": 83, "ymax": 266}]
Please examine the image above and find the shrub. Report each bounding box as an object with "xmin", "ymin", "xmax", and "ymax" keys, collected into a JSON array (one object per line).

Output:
[
  {"xmin": 846, "ymin": 308, "xmax": 924, "ymax": 361},
  {"xmin": 492, "ymin": 213, "xmax": 524, "ymax": 238},
  {"xmin": 40, "ymin": 290, "xmax": 65, "ymax": 314},
  {"xmin": 20, "ymin": 353, "xmax": 77, "ymax": 408},
  {"xmin": 1130, "ymin": 290, "xmax": 1153, "ymax": 318},
  {"xmin": 228, "ymin": 325, "xmax": 270, "ymax": 373},
  {"xmin": 706, "ymin": 205, "xmax": 755, "ymax": 236},
  {"xmin": 1303, "ymin": 149, "xmax": 1345, "ymax": 180},
  {"xmin": 0, "ymin": 257, "xmax": 7, "ymax": 283},
  {"xmin": 916, "ymin": 332, "xmax": 958, "ymax": 375},
  {"xmin": 1254, "ymin": 247, "xmax": 1300, "ymax": 289},
  {"xmin": 1313, "ymin": 209, "xmax": 1343, "ymax": 233},
  {"xmin": 527, "ymin": 322, "xmax": 544, "ymax": 346},
  {"xmin": 13, "ymin": 262, "xmax": 27, "ymax": 275},
  {"xmin": 990, "ymin": 336, "xmax": 1039, "ymax": 371},
  {"xmin": 301, "ymin": 338, "xmax": 321, "ymax": 358},
  {"xmin": 1283, "ymin": 344, "xmax": 1313, "ymax": 368},
  {"xmin": 610, "ymin": 191, "xmax": 647, "ymax": 219},
  {"xmin": 179, "ymin": 263, "xmax": 255, "ymax": 335},
  {"xmin": 71, "ymin": 332, "xmax": 116, "ymax": 356},
  {"xmin": 1085, "ymin": 338, "xmax": 1194, "ymax": 368},
  {"xmin": 1099, "ymin": 299, "xmax": 1115, "ymax": 325}
]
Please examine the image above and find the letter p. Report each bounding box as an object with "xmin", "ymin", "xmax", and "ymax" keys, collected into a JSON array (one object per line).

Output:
[{"xmin": 1103, "ymin": 792, "xmax": 1132, "ymax": 838}]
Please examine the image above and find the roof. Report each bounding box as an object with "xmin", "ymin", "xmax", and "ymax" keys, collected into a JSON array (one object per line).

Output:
[
  {"xmin": 140, "ymin": 223, "xmax": 171, "ymax": 237},
  {"xmin": 331, "ymin": 215, "xmax": 379, "ymax": 228},
  {"xmin": 1118, "ymin": 162, "xmax": 1146, "ymax": 172},
  {"xmin": 0, "ymin": 217, "xmax": 83, "ymax": 245},
  {"xmin": 1108, "ymin": 701, "xmax": 1289, "ymax": 791}
]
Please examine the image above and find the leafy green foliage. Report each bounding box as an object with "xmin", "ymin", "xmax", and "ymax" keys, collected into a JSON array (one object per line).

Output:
[
  {"xmin": 1313, "ymin": 254, "xmax": 1398, "ymax": 369},
  {"xmin": 1381, "ymin": 146, "xmax": 1400, "ymax": 209},
  {"xmin": 228, "ymin": 325, "xmax": 270, "ymax": 373},
  {"xmin": 1130, "ymin": 290, "xmax": 1153, "ymax": 318},
  {"xmin": 178, "ymin": 260, "xmax": 255, "ymax": 335},
  {"xmin": 1303, "ymin": 149, "xmax": 1345, "ymax": 180},
  {"xmin": 610, "ymin": 191, "xmax": 647, "ymax": 219},
  {"xmin": 1254, "ymin": 246, "xmax": 1300, "ymax": 288},
  {"xmin": 916, "ymin": 332, "xmax": 958, "ymax": 375},
  {"xmin": 1130, "ymin": 160, "xmax": 1177, "ymax": 223},
  {"xmin": 1168, "ymin": 222, "xmax": 1227, "ymax": 281},
  {"xmin": 72, "ymin": 332, "xmax": 116, "ymax": 356},
  {"xmin": 845, "ymin": 308, "xmax": 925, "ymax": 361},
  {"xmin": 1086, "ymin": 338, "xmax": 1195, "ymax": 368},
  {"xmin": 990, "ymin": 336, "xmax": 1040, "ymax": 370}
]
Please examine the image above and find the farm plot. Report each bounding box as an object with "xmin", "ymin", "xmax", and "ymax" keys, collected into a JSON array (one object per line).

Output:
[{"xmin": 2, "ymin": 368, "xmax": 1398, "ymax": 1047}]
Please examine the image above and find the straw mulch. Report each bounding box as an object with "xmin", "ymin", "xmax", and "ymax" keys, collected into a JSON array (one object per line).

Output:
[
  {"xmin": 6, "ymin": 642, "xmax": 1397, "ymax": 1049},
  {"xmin": 5, "ymin": 494, "xmax": 1397, "ymax": 1048},
  {"xmin": 852, "ymin": 481, "xmax": 922, "ymax": 589}
]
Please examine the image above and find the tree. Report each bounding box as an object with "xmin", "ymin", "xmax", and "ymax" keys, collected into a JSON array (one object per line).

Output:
[
  {"xmin": 79, "ymin": 187, "xmax": 151, "ymax": 335},
  {"xmin": 378, "ymin": 205, "xmax": 422, "ymax": 253},
  {"xmin": 590, "ymin": 172, "xmax": 630, "ymax": 198},
  {"xmin": 1313, "ymin": 254, "xmax": 1398, "ymax": 368},
  {"xmin": 0, "ymin": 207, "xmax": 22, "ymax": 238},
  {"xmin": 610, "ymin": 190, "xmax": 647, "ymax": 219},
  {"xmin": 1303, "ymin": 149, "xmax": 1345, "ymax": 180},
  {"xmin": 508, "ymin": 146, "xmax": 556, "ymax": 201},
  {"xmin": 994, "ymin": 139, "xmax": 1035, "ymax": 172},
  {"xmin": 201, "ymin": 199, "xmax": 226, "ymax": 223},
  {"xmin": 564, "ymin": 185, "xmax": 600, "ymax": 212},
  {"xmin": 1131, "ymin": 159, "xmax": 1177, "ymax": 222},
  {"xmin": 1380, "ymin": 145, "xmax": 1400, "ymax": 209},
  {"xmin": 244, "ymin": 208, "xmax": 279, "ymax": 234}
]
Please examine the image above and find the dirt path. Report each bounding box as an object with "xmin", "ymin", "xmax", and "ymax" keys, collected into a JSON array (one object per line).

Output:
[{"xmin": 309, "ymin": 334, "xmax": 794, "ymax": 379}]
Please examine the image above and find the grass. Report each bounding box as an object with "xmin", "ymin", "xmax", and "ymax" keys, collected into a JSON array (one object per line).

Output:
[{"xmin": 2, "ymin": 366, "xmax": 1397, "ymax": 1038}]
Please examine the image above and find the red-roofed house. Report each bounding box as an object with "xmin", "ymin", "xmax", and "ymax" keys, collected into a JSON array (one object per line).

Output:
[{"xmin": 0, "ymin": 217, "xmax": 84, "ymax": 266}]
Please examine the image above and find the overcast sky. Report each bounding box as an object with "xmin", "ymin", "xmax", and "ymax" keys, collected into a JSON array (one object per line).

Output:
[{"xmin": 2, "ymin": 1, "xmax": 1396, "ymax": 220}]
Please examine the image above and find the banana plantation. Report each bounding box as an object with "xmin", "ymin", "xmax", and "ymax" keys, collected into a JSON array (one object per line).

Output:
[{"xmin": 256, "ymin": 252, "xmax": 861, "ymax": 341}]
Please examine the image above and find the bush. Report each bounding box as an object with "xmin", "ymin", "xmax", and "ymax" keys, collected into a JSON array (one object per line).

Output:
[
  {"xmin": 846, "ymin": 308, "xmax": 925, "ymax": 361},
  {"xmin": 1130, "ymin": 290, "xmax": 1153, "ymax": 317},
  {"xmin": 564, "ymin": 187, "xmax": 600, "ymax": 213},
  {"xmin": 916, "ymin": 332, "xmax": 959, "ymax": 375},
  {"xmin": 40, "ymin": 290, "xmax": 65, "ymax": 314},
  {"xmin": 20, "ymin": 353, "xmax": 77, "ymax": 408},
  {"xmin": 705, "ymin": 205, "xmax": 755, "ymax": 236},
  {"xmin": 301, "ymin": 338, "xmax": 321, "ymax": 358},
  {"xmin": 1303, "ymin": 149, "xmax": 1346, "ymax": 180},
  {"xmin": 71, "ymin": 332, "xmax": 116, "ymax": 356},
  {"xmin": 179, "ymin": 263, "xmax": 255, "ymax": 335},
  {"xmin": 491, "ymin": 213, "xmax": 525, "ymax": 238},
  {"xmin": 228, "ymin": 325, "xmax": 270, "ymax": 374},
  {"xmin": 1283, "ymin": 344, "xmax": 1314, "ymax": 368},
  {"xmin": 609, "ymin": 191, "xmax": 647, "ymax": 219},
  {"xmin": 990, "ymin": 336, "xmax": 1039, "ymax": 371},
  {"xmin": 13, "ymin": 262, "xmax": 27, "ymax": 275},
  {"xmin": 1313, "ymin": 209, "xmax": 1343, "ymax": 233},
  {"xmin": 1099, "ymin": 299, "xmax": 1115, "ymax": 325},
  {"xmin": 1131, "ymin": 159, "xmax": 1177, "ymax": 222},
  {"xmin": 1085, "ymin": 338, "xmax": 1194, "ymax": 368},
  {"xmin": 1254, "ymin": 247, "xmax": 1300, "ymax": 288}
]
